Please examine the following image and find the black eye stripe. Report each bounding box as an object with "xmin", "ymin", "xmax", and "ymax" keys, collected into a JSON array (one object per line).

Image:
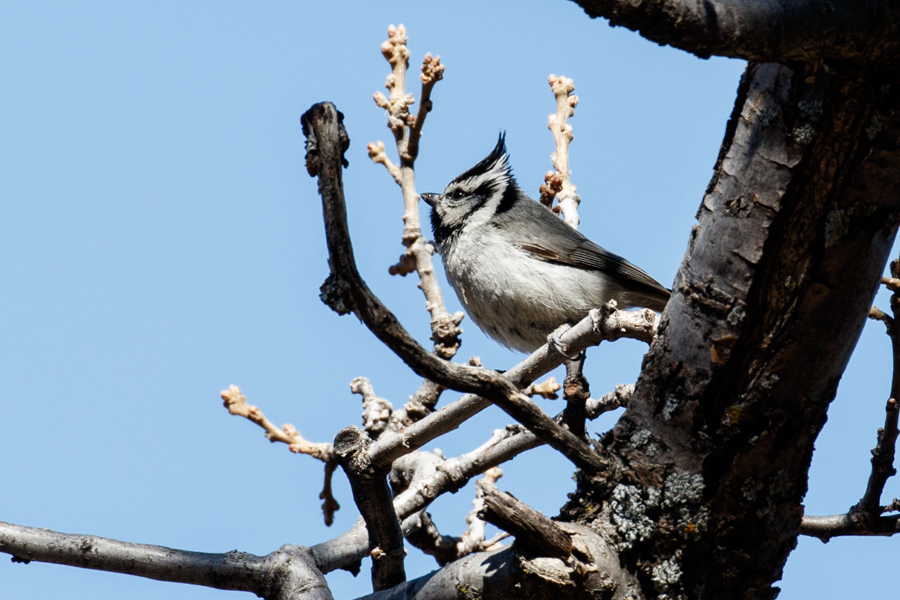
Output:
[
  {"xmin": 471, "ymin": 182, "xmax": 494, "ymax": 198},
  {"xmin": 495, "ymin": 180, "xmax": 518, "ymax": 214}
]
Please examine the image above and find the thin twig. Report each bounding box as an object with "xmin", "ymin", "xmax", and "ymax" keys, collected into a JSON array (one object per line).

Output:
[
  {"xmin": 854, "ymin": 398, "xmax": 900, "ymax": 515},
  {"xmin": 370, "ymin": 25, "xmax": 460, "ymax": 363},
  {"xmin": 540, "ymin": 74, "xmax": 581, "ymax": 229},
  {"xmin": 221, "ymin": 385, "xmax": 334, "ymax": 463}
]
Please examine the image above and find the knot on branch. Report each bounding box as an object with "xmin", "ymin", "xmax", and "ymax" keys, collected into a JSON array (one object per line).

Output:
[
  {"xmin": 334, "ymin": 427, "xmax": 374, "ymax": 471},
  {"xmin": 430, "ymin": 311, "xmax": 464, "ymax": 359},
  {"xmin": 319, "ymin": 274, "xmax": 355, "ymax": 316}
]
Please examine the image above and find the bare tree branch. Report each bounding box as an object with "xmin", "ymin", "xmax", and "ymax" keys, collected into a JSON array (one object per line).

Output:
[
  {"xmin": 221, "ymin": 385, "xmax": 334, "ymax": 463},
  {"xmin": 799, "ymin": 514, "xmax": 900, "ymax": 542},
  {"xmin": 568, "ymin": 0, "xmax": 900, "ymax": 64},
  {"xmin": 855, "ymin": 398, "xmax": 900, "ymax": 516},
  {"xmin": 587, "ymin": 383, "xmax": 633, "ymax": 419},
  {"xmin": 368, "ymin": 305, "xmax": 658, "ymax": 468},
  {"xmin": 334, "ymin": 426, "xmax": 407, "ymax": 591},
  {"xmin": 349, "ymin": 522, "xmax": 641, "ymax": 600},
  {"xmin": 371, "ymin": 24, "xmax": 461, "ymax": 367},
  {"xmin": 312, "ymin": 425, "xmax": 544, "ymax": 575},
  {"xmin": 221, "ymin": 385, "xmax": 340, "ymax": 525},
  {"xmin": 352, "ymin": 377, "xmax": 394, "ymax": 439},
  {"xmin": 803, "ymin": 267, "xmax": 900, "ymax": 541},
  {"xmin": 0, "ymin": 522, "xmax": 333, "ymax": 600},
  {"xmin": 477, "ymin": 480, "xmax": 572, "ymax": 559},
  {"xmin": 402, "ymin": 468, "xmax": 506, "ymax": 566}
]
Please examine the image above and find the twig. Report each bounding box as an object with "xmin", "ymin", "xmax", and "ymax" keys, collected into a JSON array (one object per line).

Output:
[
  {"xmin": 351, "ymin": 377, "xmax": 394, "ymax": 439},
  {"xmin": 320, "ymin": 461, "xmax": 340, "ymax": 527},
  {"xmin": 587, "ymin": 383, "xmax": 634, "ymax": 419},
  {"xmin": 0, "ymin": 522, "xmax": 333, "ymax": 600},
  {"xmin": 539, "ymin": 74, "xmax": 581, "ymax": 229},
  {"xmin": 303, "ymin": 101, "xmax": 605, "ymax": 475},
  {"xmin": 387, "ymin": 379, "xmax": 445, "ymax": 432},
  {"xmin": 333, "ymin": 426, "xmax": 406, "ymax": 591},
  {"xmin": 371, "ymin": 25, "xmax": 457, "ymax": 424},
  {"xmin": 802, "ymin": 260, "xmax": 900, "ymax": 542},
  {"xmin": 399, "ymin": 466, "xmax": 507, "ymax": 566},
  {"xmin": 370, "ymin": 25, "xmax": 460, "ymax": 363},
  {"xmin": 221, "ymin": 385, "xmax": 334, "ymax": 463},
  {"xmin": 806, "ymin": 399, "xmax": 900, "ymax": 541},
  {"xmin": 522, "ymin": 376, "xmax": 561, "ymax": 400},
  {"xmin": 854, "ymin": 398, "xmax": 900, "ymax": 515}
]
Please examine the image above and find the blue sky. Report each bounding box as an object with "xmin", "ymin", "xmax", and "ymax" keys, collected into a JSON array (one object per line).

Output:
[{"xmin": 1, "ymin": 2, "xmax": 896, "ymax": 599}]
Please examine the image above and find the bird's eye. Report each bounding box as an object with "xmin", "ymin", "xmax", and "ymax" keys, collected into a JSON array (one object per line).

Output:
[{"xmin": 450, "ymin": 189, "xmax": 466, "ymax": 200}]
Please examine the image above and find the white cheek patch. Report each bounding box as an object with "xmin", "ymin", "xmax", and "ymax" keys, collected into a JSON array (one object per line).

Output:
[{"xmin": 453, "ymin": 160, "xmax": 510, "ymax": 229}]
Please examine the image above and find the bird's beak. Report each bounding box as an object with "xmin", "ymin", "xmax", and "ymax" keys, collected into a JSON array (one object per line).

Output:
[{"xmin": 420, "ymin": 193, "xmax": 438, "ymax": 207}]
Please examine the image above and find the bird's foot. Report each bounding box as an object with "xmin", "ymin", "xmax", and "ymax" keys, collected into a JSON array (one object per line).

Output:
[{"xmin": 547, "ymin": 324, "xmax": 579, "ymax": 360}]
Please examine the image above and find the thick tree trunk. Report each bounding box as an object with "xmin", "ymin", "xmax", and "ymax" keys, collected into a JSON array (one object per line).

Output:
[{"xmin": 562, "ymin": 63, "xmax": 900, "ymax": 599}]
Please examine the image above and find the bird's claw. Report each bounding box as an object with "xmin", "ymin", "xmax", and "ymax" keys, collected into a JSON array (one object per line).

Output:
[{"xmin": 547, "ymin": 324, "xmax": 579, "ymax": 360}]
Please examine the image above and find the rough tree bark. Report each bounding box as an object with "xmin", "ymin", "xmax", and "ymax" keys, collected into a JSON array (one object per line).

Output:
[{"xmin": 562, "ymin": 62, "xmax": 900, "ymax": 599}]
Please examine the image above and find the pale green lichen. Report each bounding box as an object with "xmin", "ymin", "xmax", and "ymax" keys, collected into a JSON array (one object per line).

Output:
[
  {"xmin": 610, "ymin": 484, "xmax": 659, "ymax": 549},
  {"xmin": 652, "ymin": 556, "xmax": 684, "ymax": 598},
  {"xmin": 663, "ymin": 473, "xmax": 705, "ymax": 507}
]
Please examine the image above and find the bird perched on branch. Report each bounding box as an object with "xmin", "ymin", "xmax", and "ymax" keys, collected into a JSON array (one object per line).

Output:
[{"xmin": 421, "ymin": 134, "xmax": 670, "ymax": 353}]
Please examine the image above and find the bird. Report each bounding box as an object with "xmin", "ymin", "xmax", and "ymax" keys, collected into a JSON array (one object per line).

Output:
[{"xmin": 420, "ymin": 134, "xmax": 670, "ymax": 353}]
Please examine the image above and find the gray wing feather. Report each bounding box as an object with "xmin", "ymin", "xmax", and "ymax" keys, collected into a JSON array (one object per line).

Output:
[{"xmin": 505, "ymin": 198, "xmax": 670, "ymax": 299}]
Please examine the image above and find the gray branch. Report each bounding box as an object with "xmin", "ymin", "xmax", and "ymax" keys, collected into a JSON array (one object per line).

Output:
[
  {"xmin": 334, "ymin": 427, "xmax": 406, "ymax": 591},
  {"xmin": 0, "ymin": 521, "xmax": 333, "ymax": 600}
]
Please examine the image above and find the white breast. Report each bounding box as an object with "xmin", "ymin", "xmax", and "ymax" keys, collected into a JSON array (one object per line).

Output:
[{"xmin": 441, "ymin": 224, "xmax": 613, "ymax": 352}]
